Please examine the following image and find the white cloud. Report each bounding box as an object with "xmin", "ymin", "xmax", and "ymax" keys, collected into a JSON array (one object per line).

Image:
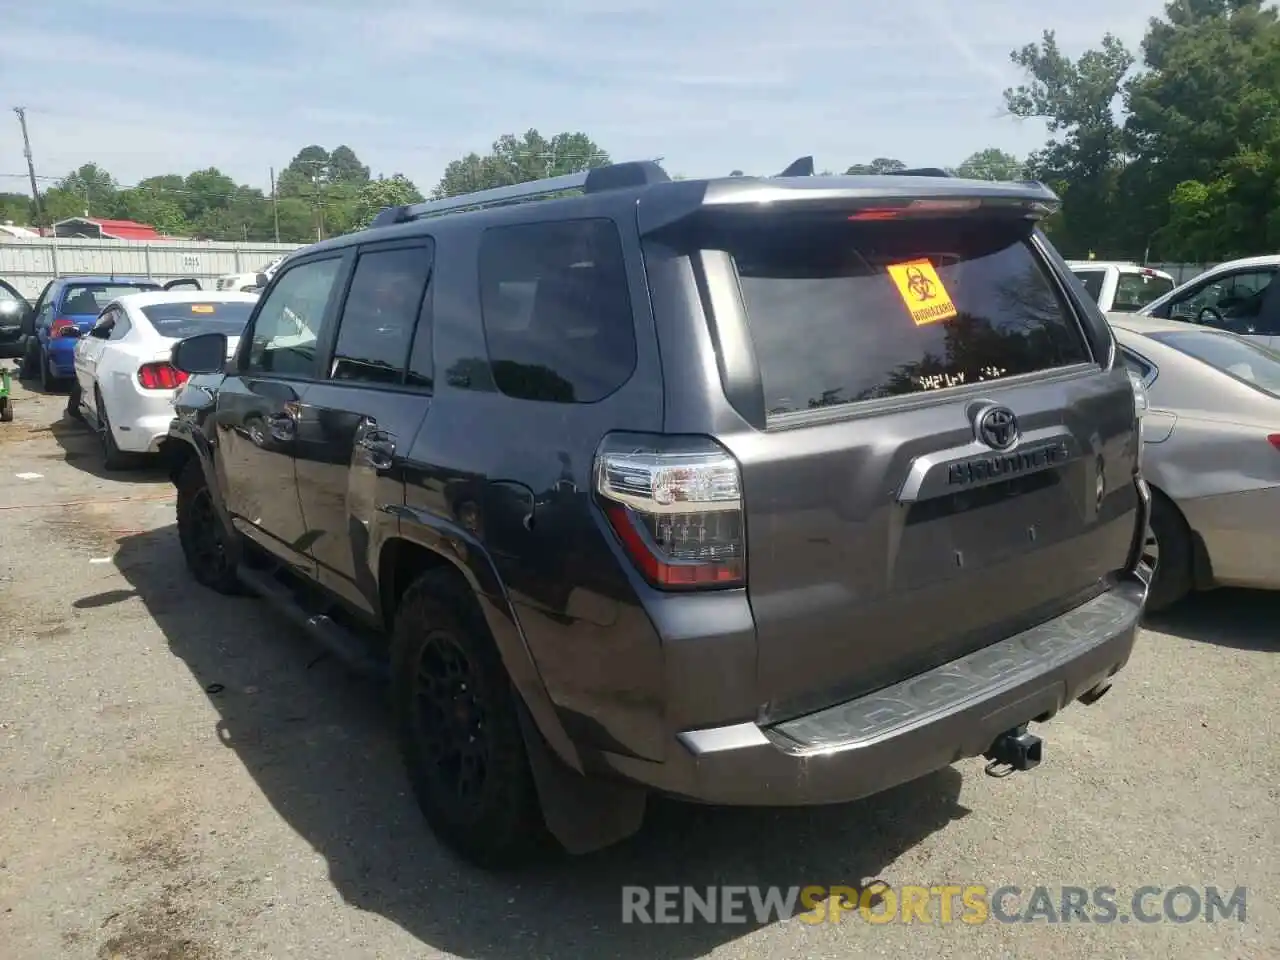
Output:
[{"xmin": 0, "ymin": 0, "xmax": 1169, "ymax": 195}]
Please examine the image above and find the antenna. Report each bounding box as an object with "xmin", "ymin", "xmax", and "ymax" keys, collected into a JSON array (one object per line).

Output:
[{"xmin": 776, "ymin": 156, "xmax": 815, "ymax": 177}]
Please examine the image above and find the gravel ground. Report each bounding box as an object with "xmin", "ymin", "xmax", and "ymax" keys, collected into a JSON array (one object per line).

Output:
[{"xmin": 0, "ymin": 372, "xmax": 1276, "ymax": 960}]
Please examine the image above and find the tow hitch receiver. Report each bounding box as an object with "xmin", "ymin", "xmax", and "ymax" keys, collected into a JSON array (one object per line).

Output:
[{"xmin": 983, "ymin": 726, "xmax": 1043, "ymax": 778}]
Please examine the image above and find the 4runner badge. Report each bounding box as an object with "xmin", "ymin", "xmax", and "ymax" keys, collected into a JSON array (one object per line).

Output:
[{"xmin": 976, "ymin": 405, "xmax": 1019, "ymax": 450}]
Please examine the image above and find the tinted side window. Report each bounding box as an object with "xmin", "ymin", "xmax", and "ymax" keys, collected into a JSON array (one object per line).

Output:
[
  {"xmin": 329, "ymin": 245, "xmax": 432, "ymax": 385},
  {"xmin": 478, "ymin": 218, "xmax": 637, "ymax": 404},
  {"xmin": 696, "ymin": 213, "xmax": 1091, "ymax": 417},
  {"xmin": 1170, "ymin": 269, "xmax": 1278, "ymax": 322},
  {"xmin": 1071, "ymin": 269, "xmax": 1106, "ymax": 303},
  {"xmin": 246, "ymin": 257, "xmax": 343, "ymax": 377}
]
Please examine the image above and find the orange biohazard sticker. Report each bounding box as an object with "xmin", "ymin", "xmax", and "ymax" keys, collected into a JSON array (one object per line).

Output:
[{"xmin": 885, "ymin": 259, "xmax": 958, "ymax": 326}]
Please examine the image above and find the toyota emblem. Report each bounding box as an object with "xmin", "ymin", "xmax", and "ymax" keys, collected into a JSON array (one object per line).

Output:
[{"xmin": 977, "ymin": 405, "xmax": 1019, "ymax": 451}]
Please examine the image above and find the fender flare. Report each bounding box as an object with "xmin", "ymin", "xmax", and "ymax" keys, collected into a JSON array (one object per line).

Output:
[
  {"xmin": 166, "ymin": 422, "xmax": 243, "ymax": 564},
  {"xmin": 391, "ymin": 508, "xmax": 584, "ymax": 774}
]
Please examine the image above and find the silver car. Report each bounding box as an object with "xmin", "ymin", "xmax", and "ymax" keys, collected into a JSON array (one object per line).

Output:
[{"xmin": 1109, "ymin": 313, "xmax": 1280, "ymax": 611}]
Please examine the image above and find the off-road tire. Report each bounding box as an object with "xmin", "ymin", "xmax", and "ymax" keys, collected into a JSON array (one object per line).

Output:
[
  {"xmin": 175, "ymin": 458, "xmax": 242, "ymax": 595},
  {"xmin": 390, "ymin": 570, "xmax": 549, "ymax": 868},
  {"xmin": 1144, "ymin": 490, "xmax": 1193, "ymax": 614},
  {"xmin": 0, "ymin": 396, "xmax": 12, "ymax": 423}
]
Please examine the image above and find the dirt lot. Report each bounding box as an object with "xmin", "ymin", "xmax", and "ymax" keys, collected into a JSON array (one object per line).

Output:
[{"xmin": 0, "ymin": 372, "xmax": 1277, "ymax": 960}]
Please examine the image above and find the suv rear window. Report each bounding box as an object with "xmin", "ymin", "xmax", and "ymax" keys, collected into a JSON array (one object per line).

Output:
[
  {"xmin": 706, "ymin": 215, "xmax": 1090, "ymax": 417},
  {"xmin": 1113, "ymin": 271, "xmax": 1173, "ymax": 312}
]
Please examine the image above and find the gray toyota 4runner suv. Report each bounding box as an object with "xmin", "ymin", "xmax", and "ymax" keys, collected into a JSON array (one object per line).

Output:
[{"xmin": 161, "ymin": 157, "xmax": 1152, "ymax": 868}]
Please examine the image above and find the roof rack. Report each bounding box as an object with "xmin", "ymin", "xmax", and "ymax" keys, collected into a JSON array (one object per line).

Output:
[
  {"xmin": 887, "ymin": 167, "xmax": 953, "ymax": 178},
  {"xmin": 370, "ymin": 159, "xmax": 670, "ymax": 228}
]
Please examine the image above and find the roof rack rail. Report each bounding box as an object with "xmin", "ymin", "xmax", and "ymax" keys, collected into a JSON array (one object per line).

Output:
[
  {"xmin": 887, "ymin": 167, "xmax": 953, "ymax": 178},
  {"xmin": 370, "ymin": 159, "xmax": 669, "ymax": 228},
  {"xmin": 776, "ymin": 156, "xmax": 815, "ymax": 177}
]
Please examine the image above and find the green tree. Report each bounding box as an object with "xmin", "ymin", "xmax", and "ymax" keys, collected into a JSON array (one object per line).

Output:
[
  {"xmin": 0, "ymin": 193, "xmax": 32, "ymax": 224},
  {"xmin": 1003, "ymin": 31, "xmax": 1134, "ymax": 256},
  {"xmin": 352, "ymin": 174, "xmax": 425, "ymax": 230},
  {"xmin": 1123, "ymin": 0, "xmax": 1280, "ymax": 258},
  {"xmin": 845, "ymin": 158, "xmax": 907, "ymax": 175},
  {"xmin": 114, "ymin": 189, "xmax": 189, "ymax": 236},
  {"xmin": 955, "ymin": 148, "xmax": 1025, "ymax": 181},
  {"xmin": 182, "ymin": 168, "xmax": 239, "ymax": 219},
  {"xmin": 327, "ymin": 145, "xmax": 371, "ymax": 185},
  {"xmin": 277, "ymin": 145, "xmax": 331, "ymax": 199},
  {"xmin": 433, "ymin": 129, "xmax": 609, "ymax": 198},
  {"xmin": 40, "ymin": 163, "xmax": 119, "ymax": 222}
]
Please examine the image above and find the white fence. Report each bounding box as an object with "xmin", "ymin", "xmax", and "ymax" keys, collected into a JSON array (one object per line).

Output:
[
  {"xmin": 0, "ymin": 237, "xmax": 306, "ymax": 299},
  {"xmin": 0, "ymin": 238, "xmax": 1229, "ymax": 302}
]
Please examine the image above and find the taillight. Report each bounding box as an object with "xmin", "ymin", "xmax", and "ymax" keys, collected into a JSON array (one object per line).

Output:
[
  {"xmin": 594, "ymin": 433, "xmax": 745, "ymax": 589},
  {"xmin": 847, "ymin": 198, "xmax": 982, "ymax": 221},
  {"xmin": 50, "ymin": 317, "xmax": 77, "ymax": 337},
  {"xmin": 1268, "ymin": 435, "xmax": 1280, "ymax": 451},
  {"xmin": 137, "ymin": 362, "xmax": 189, "ymax": 390}
]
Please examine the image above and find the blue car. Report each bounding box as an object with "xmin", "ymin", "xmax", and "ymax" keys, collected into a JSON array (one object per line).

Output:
[{"xmin": 20, "ymin": 276, "xmax": 201, "ymax": 390}]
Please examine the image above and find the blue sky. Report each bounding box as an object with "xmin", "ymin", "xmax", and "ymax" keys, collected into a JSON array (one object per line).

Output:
[{"xmin": 2, "ymin": 0, "xmax": 1169, "ymax": 198}]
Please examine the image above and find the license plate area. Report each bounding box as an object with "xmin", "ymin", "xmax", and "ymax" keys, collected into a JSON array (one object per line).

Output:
[{"xmin": 896, "ymin": 471, "xmax": 1070, "ymax": 587}]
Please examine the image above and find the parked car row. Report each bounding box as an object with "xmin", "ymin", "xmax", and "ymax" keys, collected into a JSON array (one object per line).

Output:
[
  {"xmin": 0, "ymin": 165, "xmax": 1274, "ymax": 872},
  {"xmin": 0, "ymin": 276, "xmax": 204, "ymax": 387}
]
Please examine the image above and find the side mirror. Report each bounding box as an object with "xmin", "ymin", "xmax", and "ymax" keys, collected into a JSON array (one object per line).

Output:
[
  {"xmin": 172, "ymin": 332, "xmax": 228, "ymax": 375},
  {"xmin": 255, "ymin": 273, "xmax": 269, "ymax": 288},
  {"xmin": 90, "ymin": 326, "xmax": 112, "ymax": 340},
  {"xmin": 56, "ymin": 326, "xmax": 83, "ymax": 339}
]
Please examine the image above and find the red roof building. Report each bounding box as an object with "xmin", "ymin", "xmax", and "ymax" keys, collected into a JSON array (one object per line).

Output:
[{"xmin": 52, "ymin": 217, "xmax": 163, "ymax": 240}]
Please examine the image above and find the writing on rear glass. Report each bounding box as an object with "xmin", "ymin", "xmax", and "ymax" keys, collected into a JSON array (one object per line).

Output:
[{"xmin": 916, "ymin": 366, "xmax": 1008, "ymax": 392}]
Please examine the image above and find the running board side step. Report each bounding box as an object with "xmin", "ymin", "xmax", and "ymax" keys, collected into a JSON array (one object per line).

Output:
[{"xmin": 235, "ymin": 565, "xmax": 389, "ymax": 682}]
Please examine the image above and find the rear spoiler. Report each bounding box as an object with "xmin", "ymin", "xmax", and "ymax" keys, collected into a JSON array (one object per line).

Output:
[{"xmin": 638, "ymin": 164, "xmax": 1061, "ymax": 237}]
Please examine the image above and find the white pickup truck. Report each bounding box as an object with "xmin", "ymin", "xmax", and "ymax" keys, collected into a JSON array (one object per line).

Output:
[
  {"xmin": 1066, "ymin": 260, "xmax": 1175, "ymax": 313},
  {"xmin": 214, "ymin": 255, "xmax": 289, "ymax": 293}
]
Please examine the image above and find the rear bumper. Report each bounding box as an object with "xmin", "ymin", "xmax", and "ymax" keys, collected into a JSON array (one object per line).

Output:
[
  {"xmin": 46, "ymin": 339, "xmax": 76, "ymax": 375},
  {"xmin": 1180, "ymin": 484, "xmax": 1280, "ymax": 590},
  {"xmin": 601, "ymin": 573, "xmax": 1147, "ymax": 805},
  {"xmin": 108, "ymin": 394, "xmax": 179, "ymax": 454}
]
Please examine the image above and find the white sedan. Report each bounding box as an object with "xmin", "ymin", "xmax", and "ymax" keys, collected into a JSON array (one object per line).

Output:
[{"xmin": 69, "ymin": 290, "xmax": 258, "ymax": 469}]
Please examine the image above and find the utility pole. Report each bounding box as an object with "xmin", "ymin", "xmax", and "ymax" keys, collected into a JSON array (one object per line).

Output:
[
  {"xmin": 13, "ymin": 107, "xmax": 45, "ymax": 226},
  {"xmin": 269, "ymin": 166, "xmax": 280, "ymax": 242},
  {"xmin": 312, "ymin": 167, "xmax": 323, "ymax": 241}
]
